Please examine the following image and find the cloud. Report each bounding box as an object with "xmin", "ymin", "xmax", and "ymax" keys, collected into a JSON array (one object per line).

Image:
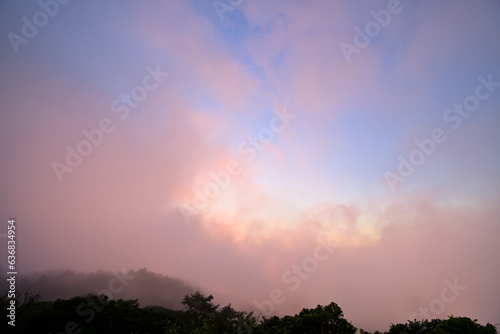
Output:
[{"xmin": 1, "ymin": 1, "xmax": 499, "ymax": 332}]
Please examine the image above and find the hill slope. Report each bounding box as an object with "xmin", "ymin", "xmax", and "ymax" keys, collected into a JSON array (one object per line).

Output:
[{"xmin": 8, "ymin": 268, "xmax": 195, "ymax": 310}]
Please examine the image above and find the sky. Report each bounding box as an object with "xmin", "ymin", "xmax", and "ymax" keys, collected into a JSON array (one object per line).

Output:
[{"xmin": 1, "ymin": 0, "xmax": 500, "ymax": 331}]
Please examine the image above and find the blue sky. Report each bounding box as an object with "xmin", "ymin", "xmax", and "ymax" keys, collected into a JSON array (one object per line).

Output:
[{"xmin": 1, "ymin": 0, "xmax": 499, "ymax": 331}]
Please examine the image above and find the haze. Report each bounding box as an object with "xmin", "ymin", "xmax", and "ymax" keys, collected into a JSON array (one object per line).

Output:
[{"xmin": 1, "ymin": 0, "xmax": 499, "ymax": 332}]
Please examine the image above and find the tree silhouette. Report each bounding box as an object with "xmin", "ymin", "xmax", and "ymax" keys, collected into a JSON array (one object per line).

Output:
[{"xmin": 1, "ymin": 290, "xmax": 498, "ymax": 333}]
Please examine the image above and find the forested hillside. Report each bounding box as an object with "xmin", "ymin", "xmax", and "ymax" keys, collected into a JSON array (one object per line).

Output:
[
  {"xmin": 1, "ymin": 268, "xmax": 195, "ymax": 310},
  {"xmin": 1, "ymin": 290, "xmax": 497, "ymax": 333}
]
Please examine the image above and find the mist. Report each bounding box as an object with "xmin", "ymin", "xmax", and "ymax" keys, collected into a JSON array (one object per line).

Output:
[{"xmin": 1, "ymin": 0, "xmax": 500, "ymax": 332}]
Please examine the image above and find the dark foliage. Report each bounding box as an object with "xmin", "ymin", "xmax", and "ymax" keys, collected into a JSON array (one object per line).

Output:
[
  {"xmin": 1, "ymin": 291, "xmax": 497, "ymax": 334},
  {"xmin": 1, "ymin": 268, "xmax": 195, "ymax": 311}
]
